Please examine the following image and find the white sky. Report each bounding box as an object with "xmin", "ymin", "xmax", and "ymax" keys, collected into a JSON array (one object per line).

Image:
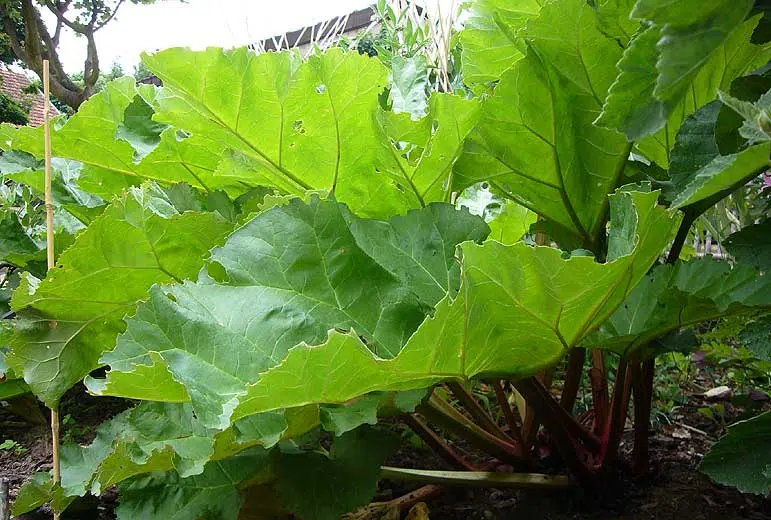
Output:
[{"xmin": 53, "ymin": 0, "xmax": 380, "ymax": 73}]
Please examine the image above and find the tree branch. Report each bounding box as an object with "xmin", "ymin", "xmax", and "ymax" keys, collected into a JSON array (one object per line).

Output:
[{"xmin": 95, "ymin": 0, "xmax": 125, "ymax": 31}]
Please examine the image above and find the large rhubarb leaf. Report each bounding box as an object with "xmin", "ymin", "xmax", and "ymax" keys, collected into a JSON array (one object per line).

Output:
[
  {"xmin": 665, "ymin": 99, "xmax": 771, "ymax": 211},
  {"xmin": 345, "ymin": 202, "xmax": 489, "ymax": 307},
  {"xmin": 114, "ymin": 426, "xmax": 397, "ymax": 520},
  {"xmin": 700, "ymin": 411, "xmax": 771, "ymax": 495},
  {"xmin": 598, "ymin": 0, "xmax": 755, "ymax": 142},
  {"xmin": 12, "ymin": 401, "xmax": 312, "ymax": 516},
  {"xmin": 377, "ymin": 93, "xmax": 480, "ymax": 205},
  {"xmin": 454, "ymin": 0, "xmax": 628, "ymax": 243},
  {"xmin": 233, "ymin": 189, "xmax": 680, "ymax": 420},
  {"xmin": 0, "ymin": 209, "xmax": 39, "ymax": 268},
  {"xmin": 7, "ymin": 185, "xmax": 232, "ymax": 406},
  {"xmin": 0, "ymin": 323, "xmax": 28, "ymax": 400},
  {"xmin": 459, "ymin": 0, "xmax": 541, "ymax": 85},
  {"xmin": 585, "ymin": 258, "xmax": 771, "ymax": 355},
  {"xmin": 114, "ymin": 446, "xmax": 272, "ymax": 520},
  {"xmin": 87, "ymin": 199, "xmax": 484, "ymax": 429},
  {"xmin": 143, "ymin": 48, "xmax": 423, "ymax": 218},
  {"xmin": 390, "ymin": 54, "xmax": 429, "ymax": 119},
  {"xmin": 1, "ymin": 80, "xmax": 243, "ymax": 198},
  {"xmin": 633, "ymin": 15, "xmax": 771, "ymax": 167},
  {"xmin": 724, "ymin": 220, "xmax": 771, "ymax": 270}
]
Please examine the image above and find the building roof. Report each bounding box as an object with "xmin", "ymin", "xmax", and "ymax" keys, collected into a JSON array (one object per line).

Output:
[
  {"xmin": 0, "ymin": 66, "xmax": 59, "ymax": 126},
  {"xmin": 256, "ymin": 7, "xmax": 376, "ymax": 52}
]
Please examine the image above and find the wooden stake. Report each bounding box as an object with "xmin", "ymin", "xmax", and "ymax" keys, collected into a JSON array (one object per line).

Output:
[{"xmin": 42, "ymin": 59, "xmax": 61, "ymax": 520}]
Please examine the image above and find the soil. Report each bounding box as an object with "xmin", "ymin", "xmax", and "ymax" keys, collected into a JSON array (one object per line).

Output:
[{"xmin": 1, "ymin": 380, "xmax": 770, "ymax": 520}]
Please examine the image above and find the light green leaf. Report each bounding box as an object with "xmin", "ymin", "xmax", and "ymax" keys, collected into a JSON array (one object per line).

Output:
[
  {"xmin": 486, "ymin": 201, "xmax": 537, "ymax": 245},
  {"xmin": 459, "ymin": 0, "xmax": 541, "ymax": 85},
  {"xmin": 0, "ymin": 323, "xmax": 28, "ymax": 400},
  {"xmin": 596, "ymin": 24, "xmax": 663, "ymax": 140},
  {"xmin": 376, "ymin": 93, "xmax": 480, "ymax": 205},
  {"xmin": 700, "ymin": 411, "xmax": 771, "ymax": 495},
  {"xmin": 143, "ymin": 47, "xmax": 416, "ymax": 218},
  {"xmin": 234, "ymin": 189, "xmax": 680, "ymax": 419},
  {"xmin": 319, "ymin": 390, "xmax": 429, "ymax": 436},
  {"xmin": 0, "ymin": 79, "xmax": 243, "ymax": 198},
  {"xmin": 116, "ymin": 94, "xmax": 169, "ymax": 163},
  {"xmin": 454, "ymin": 0, "xmax": 628, "ymax": 243},
  {"xmin": 390, "ymin": 54, "xmax": 429, "ymax": 119},
  {"xmin": 593, "ymin": 0, "xmax": 639, "ymax": 46},
  {"xmin": 8, "ymin": 185, "xmax": 232, "ymax": 406}
]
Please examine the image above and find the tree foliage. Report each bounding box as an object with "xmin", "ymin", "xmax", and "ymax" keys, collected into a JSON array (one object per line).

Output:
[{"xmin": 0, "ymin": 0, "xmax": 159, "ymax": 110}]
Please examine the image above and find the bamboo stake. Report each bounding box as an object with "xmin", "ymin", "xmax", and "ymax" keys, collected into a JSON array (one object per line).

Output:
[
  {"xmin": 42, "ymin": 59, "xmax": 61, "ymax": 520},
  {"xmin": 0, "ymin": 478, "xmax": 9, "ymax": 520}
]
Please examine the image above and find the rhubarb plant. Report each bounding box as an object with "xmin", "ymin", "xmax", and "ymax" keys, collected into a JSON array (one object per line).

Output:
[{"xmin": 1, "ymin": 0, "xmax": 770, "ymax": 517}]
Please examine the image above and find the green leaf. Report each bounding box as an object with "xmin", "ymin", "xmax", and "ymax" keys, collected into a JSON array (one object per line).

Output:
[
  {"xmin": 454, "ymin": 0, "xmax": 628, "ymax": 242},
  {"xmin": 7, "ymin": 185, "xmax": 232, "ymax": 406},
  {"xmin": 116, "ymin": 94, "xmax": 169, "ymax": 163},
  {"xmin": 115, "ymin": 447, "xmax": 272, "ymax": 520},
  {"xmin": 0, "ymin": 323, "xmax": 28, "ymax": 400},
  {"xmin": 390, "ymin": 54, "xmax": 429, "ymax": 119},
  {"xmin": 652, "ymin": 0, "xmax": 753, "ymax": 102},
  {"xmin": 88, "ymin": 199, "xmax": 487, "ymax": 428},
  {"xmin": 459, "ymin": 0, "xmax": 541, "ymax": 85},
  {"xmin": 665, "ymin": 99, "xmax": 771, "ymax": 210},
  {"xmin": 319, "ymin": 390, "xmax": 428, "ymax": 436},
  {"xmin": 593, "ymin": 0, "xmax": 640, "ymax": 46},
  {"xmin": 377, "ymin": 93, "xmax": 480, "ymax": 205},
  {"xmin": 669, "ymin": 143, "xmax": 770, "ymax": 210},
  {"xmin": 486, "ymin": 200, "xmax": 537, "ymax": 245},
  {"xmin": 635, "ymin": 15, "xmax": 771, "ymax": 167},
  {"xmin": 233, "ymin": 189, "xmax": 680, "ymax": 420},
  {"xmin": 275, "ymin": 427, "xmax": 398, "ymax": 520},
  {"xmin": 596, "ymin": 24, "xmax": 663, "ymax": 140},
  {"xmin": 740, "ymin": 315, "xmax": 771, "ymax": 361},
  {"xmin": 723, "ymin": 219, "xmax": 771, "ymax": 270},
  {"xmin": 0, "ymin": 80, "xmax": 243, "ymax": 198},
  {"xmin": 345, "ymin": 202, "xmax": 489, "ymax": 307},
  {"xmin": 143, "ymin": 48, "xmax": 419, "ymax": 218},
  {"xmin": 12, "ymin": 472, "xmax": 73, "ymax": 516},
  {"xmin": 585, "ymin": 258, "xmax": 771, "ymax": 355},
  {"xmin": 719, "ymin": 88, "xmax": 771, "ymax": 144},
  {"xmin": 13, "ymin": 401, "xmax": 297, "ymax": 516},
  {"xmin": 0, "ymin": 210, "xmax": 39, "ymax": 268},
  {"xmin": 700, "ymin": 410, "xmax": 771, "ymax": 495}
]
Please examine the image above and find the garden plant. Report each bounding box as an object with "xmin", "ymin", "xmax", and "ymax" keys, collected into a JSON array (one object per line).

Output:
[{"xmin": 1, "ymin": 0, "xmax": 771, "ymax": 517}]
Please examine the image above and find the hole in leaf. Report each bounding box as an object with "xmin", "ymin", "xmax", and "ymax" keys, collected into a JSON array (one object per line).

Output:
[{"xmin": 207, "ymin": 261, "xmax": 229, "ymax": 284}]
